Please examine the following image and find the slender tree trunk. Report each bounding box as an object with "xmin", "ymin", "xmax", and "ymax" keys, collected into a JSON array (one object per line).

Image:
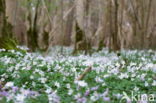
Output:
[
  {"xmin": 0, "ymin": 0, "xmax": 5, "ymax": 37},
  {"xmin": 64, "ymin": 1, "xmax": 74, "ymax": 46},
  {"xmin": 27, "ymin": 0, "xmax": 40, "ymax": 51},
  {"xmin": 112, "ymin": 0, "xmax": 120, "ymax": 51},
  {"xmin": 108, "ymin": 0, "xmax": 113, "ymax": 52}
]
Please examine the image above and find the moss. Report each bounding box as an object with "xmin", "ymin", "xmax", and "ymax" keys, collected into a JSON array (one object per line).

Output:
[
  {"xmin": 0, "ymin": 0, "xmax": 20, "ymax": 51},
  {"xmin": 0, "ymin": 37, "xmax": 26, "ymax": 53},
  {"xmin": 97, "ymin": 40, "xmax": 105, "ymax": 51},
  {"xmin": 26, "ymin": 3, "xmax": 39, "ymax": 52},
  {"xmin": 27, "ymin": 28, "xmax": 39, "ymax": 52},
  {"xmin": 42, "ymin": 30, "xmax": 49, "ymax": 51},
  {"xmin": 73, "ymin": 22, "xmax": 93, "ymax": 55},
  {"xmin": 0, "ymin": 37, "xmax": 17, "ymax": 49},
  {"xmin": 73, "ymin": 22, "xmax": 86, "ymax": 54},
  {"xmin": 0, "ymin": 0, "xmax": 5, "ymax": 13},
  {"xmin": 2, "ymin": 18, "xmax": 14, "ymax": 38},
  {"xmin": 75, "ymin": 22, "xmax": 84, "ymax": 43}
]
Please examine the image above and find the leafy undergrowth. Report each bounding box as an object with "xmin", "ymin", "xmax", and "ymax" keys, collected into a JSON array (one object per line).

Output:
[{"xmin": 0, "ymin": 48, "xmax": 156, "ymax": 103}]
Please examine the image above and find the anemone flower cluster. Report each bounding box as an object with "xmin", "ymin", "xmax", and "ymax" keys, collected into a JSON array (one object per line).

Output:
[{"xmin": 0, "ymin": 47, "xmax": 156, "ymax": 103}]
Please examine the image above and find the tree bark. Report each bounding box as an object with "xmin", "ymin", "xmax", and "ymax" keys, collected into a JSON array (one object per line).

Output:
[
  {"xmin": 0, "ymin": 0, "xmax": 13, "ymax": 38},
  {"xmin": 112, "ymin": 0, "xmax": 120, "ymax": 51},
  {"xmin": 27, "ymin": 0, "xmax": 40, "ymax": 52}
]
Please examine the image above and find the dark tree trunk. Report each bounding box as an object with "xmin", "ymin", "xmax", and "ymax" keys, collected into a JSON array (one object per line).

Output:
[
  {"xmin": 113, "ymin": 0, "xmax": 120, "ymax": 51},
  {"xmin": 0, "ymin": 0, "xmax": 13, "ymax": 38},
  {"xmin": 0, "ymin": 0, "xmax": 18, "ymax": 50},
  {"xmin": 27, "ymin": 0, "xmax": 40, "ymax": 52},
  {"xmin": 0, "ymin": 0, "xmax": 5, "ymax": 37}
]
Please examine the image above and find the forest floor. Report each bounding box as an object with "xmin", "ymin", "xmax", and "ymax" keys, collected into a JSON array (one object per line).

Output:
[{"xmin": 0, "ymin": 47, "xmax": 156, "ymax": 103}]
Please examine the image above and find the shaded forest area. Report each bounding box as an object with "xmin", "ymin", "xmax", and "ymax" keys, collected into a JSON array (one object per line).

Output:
[
  {"xmin": 1, "ymin": 0, "xmax": 156, "ymax": 103},
  {"xmin": 0, "ymin": 0, "xmax": 156, "ymax": 52}
]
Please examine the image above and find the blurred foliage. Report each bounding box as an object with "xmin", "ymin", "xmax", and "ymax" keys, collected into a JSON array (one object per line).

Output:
[
  {"xmin": 0, "ymin": 37, "xmax": 17, "ymax": 50},
  {"xmin": 0, "ymin": 37, "xmax": 26, "ymax": 53}
]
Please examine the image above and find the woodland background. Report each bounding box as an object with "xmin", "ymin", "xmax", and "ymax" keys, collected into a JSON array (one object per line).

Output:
[{"xmin": 0, "ymin": 0, "xmax": 156, "ymax": 53}]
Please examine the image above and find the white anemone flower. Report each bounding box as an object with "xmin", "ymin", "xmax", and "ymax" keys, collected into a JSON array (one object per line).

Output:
[
  {"xmin": 75, "ymin": 80, "xmax": 88, "ymax": 87},
  {"xmin": 5, "ymin": 82, "xmax": 14, "ymax": 87},
  {"xmin": 54, "ymin": 82, "xmax": 60, "ymax": 88},
  {"xmin": 16, "ymin": 94, "xmax": 25, "ymax": 103},
  {"xmin": 68, "ymin": 89, "xmax": 73, "ymax": 95},
  {"xmin": 152, "ymin": 80, "xmax": 156, "ymax": 86}
]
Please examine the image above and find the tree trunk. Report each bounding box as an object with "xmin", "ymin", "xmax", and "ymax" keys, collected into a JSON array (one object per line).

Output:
[
  {"xmin": 0, "ymin": 0, "xmax": 5, "ymax": 37},
  {"xmin": 27, "ymin": 0, "xmax": 40, "ymax": 52},
  {"xmin": 112, "ymin": 0, "xmax": 120, "ymax": 51},
  {"xmin": 0, "ymin": 0, "xmax": 13, "ymax": 38},
  {"xmin": 0, "ymin": 0, "xmax": 17, "ymax": 50},
  {"xmin": 64, "ymin": 1, "xmax": 74, "ymax": 46}
]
